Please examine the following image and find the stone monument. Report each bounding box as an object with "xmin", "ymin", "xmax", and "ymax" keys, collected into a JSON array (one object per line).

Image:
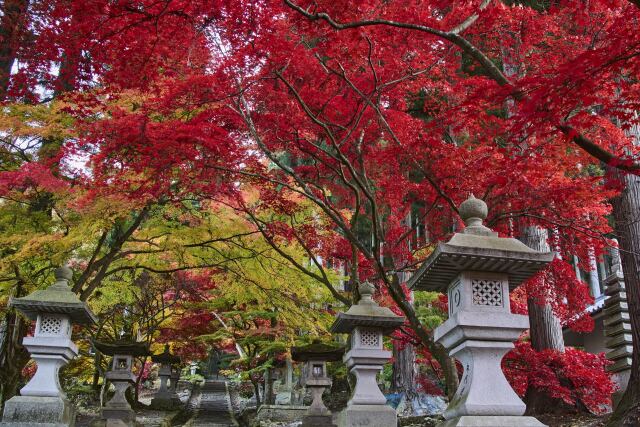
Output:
[
  {"xmin": 150, "ymin": 344, "xmax": 182, "ymax": 410},
  {"xmin": 408, "ymin": 194, "xmax": 554, "ymax": 427},
  {"xmin": 1, "ymin": 266, "xmax": 97, "ymax": 427},
  {"xmin": 292, "ymin": 339, "xmax": 345, "ymax": 427},
  {"xmin": 331, "ymin": 281, "xmax": 405, "ymax": 427},
  {"xmin": 93, "ymin": 340, "xmax": 149, "ymax": 426}
]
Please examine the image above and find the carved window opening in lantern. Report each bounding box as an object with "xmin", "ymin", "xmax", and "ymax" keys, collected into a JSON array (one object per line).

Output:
[
  {"xmin": 116, "ymin": 358, "xmax": 129, "ymax": 370},
  {"xmin": 39, "ymin": 315, "xmax": 63, "ymax": 336},
  {"xmin": 312, "ymin": 364, "xmax": 324, "ymax": 378},
  {"xmin": 471, "ymin": 279, "xmax": 503, "ymax": 307},
  {"xmin": 360, "ymin": 329, "xmax": 380, "ymax": 348}
]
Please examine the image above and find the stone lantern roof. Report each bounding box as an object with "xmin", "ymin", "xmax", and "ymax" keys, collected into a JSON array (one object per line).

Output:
[
  {"xmin": 291, "ymin": 339, "xmax": 345, "ymax": 362},
  {"xmin": 330, "ymin": 282, "xmax": 405, "ymax": 334},
  {"xmin": 408, "ymin": 194, "xmax": 555, "ymax": 292},
  {"xmin": 10, "ymin": 266, "xmax": 97, "ymax": 325},
  {"xmin": 151, "ymin": 344, "xmax": 181, "ymax": 364},
  {"xmin": 93, "ymin": 339, "xmax": 150, "ymax": 357}
]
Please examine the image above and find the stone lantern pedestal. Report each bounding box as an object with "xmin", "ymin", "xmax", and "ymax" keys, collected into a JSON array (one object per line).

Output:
[
  {"xmin": 408, "ymin": 195, "xmax": 555, "ymax": 427},
  {"xmin": 1, "ymin": 266, "xmax": 96, "ymax": 427},
  {"xmin": 93, "ymin": 340, "xmax": 149, "ymax": 426},
  {"xmin": 150, "ymin": 345, "xmax": 182, "ymax": 410},
  {"xmin": 330, "ymin": 282, "xmax": 405, "ymax": 427},
  {"xmin": 292, "ymin": 340, "xmax": 345, "ymax": 427}
]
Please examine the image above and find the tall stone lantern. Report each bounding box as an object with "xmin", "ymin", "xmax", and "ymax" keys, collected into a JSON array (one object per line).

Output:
[
  {"xmin": 1, "ymin": 266, "xmax": 96, "ymax": 427},
  {"xmin": 93, "ymin": 340, "xmax": 149, "ymax": 426},
  {"xmin": 408, "ymin": 195, "xmax": 554, "ymax": 427},
  {"xmin": 330, "ymin": 281, "xmax": 405, "ymax": 427},
  {"xmin": 291, "ymin": 339, "xmax": 345, "ymax": 427},
  {"xmin": 150, "ymin": 344, "xmax": 182, "ymax": 410}
]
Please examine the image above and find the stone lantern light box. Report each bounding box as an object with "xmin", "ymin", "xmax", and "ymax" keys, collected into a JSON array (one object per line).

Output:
[
  {"xmin": 1, "ymin": 266, "xmax": 97, "ymax": 427},
  {"xmin": 408, "ymin": 195, "xmax": 555, "ymax": 427}
]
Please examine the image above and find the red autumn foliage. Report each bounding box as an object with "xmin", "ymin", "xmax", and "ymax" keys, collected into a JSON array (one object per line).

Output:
[{"xmin": 503, "ymin": 341, "xmax": 615, "ymax": 414}]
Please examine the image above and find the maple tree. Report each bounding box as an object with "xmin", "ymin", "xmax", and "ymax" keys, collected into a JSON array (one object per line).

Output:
[{"xmin": 0, "ymin": 0, "xmax": 637, "ymax": 420}]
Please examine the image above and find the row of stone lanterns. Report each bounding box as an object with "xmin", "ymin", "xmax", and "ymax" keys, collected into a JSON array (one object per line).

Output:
[
  {"xmin": 2, "ymin": 195, "xmax": 558, "ymax": 427},
  {"xmin": 295, "ymin": 195, "xmax": 555, "ymax": 427},
  {"xmin": 0, "ymin": 266, "xmax": 184, "ymax": 427}
]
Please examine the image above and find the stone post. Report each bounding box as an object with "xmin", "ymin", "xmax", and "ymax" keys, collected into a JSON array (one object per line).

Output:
[
  {"xmin": 331, "ymin": 282, "xmax": 405, "ymax": 427},
  {"xmin": 408, "ymin": 195, "xmax": 555, "ymax": 427},
  {"xmin": 1, "ymin": 266, "xmax": 96, "ymax": 427}
]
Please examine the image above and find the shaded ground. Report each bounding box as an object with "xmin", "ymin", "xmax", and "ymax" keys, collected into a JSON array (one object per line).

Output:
[{"xmin": 536, "ymin": 413, "xmax": 609, "ymax": 427}]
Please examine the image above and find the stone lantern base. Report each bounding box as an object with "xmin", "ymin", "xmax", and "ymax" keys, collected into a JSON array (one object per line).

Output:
[
  {"xmin": 338, "ymin": 404, "xmax": 396, "ymax": 427},
  {"xmin": 0, "ymin": 395, "xmax": 76, "ymax": 427},
  {"xmin": 149, "ymin": 394, "xmax": 182, "ymax": 411},
  {"xmin": 301, "ymin": 414, "xmax": 337, "ymax": 427},
  {"xmin": 439, "ymin": 415, "xmax": 547, "ymax": 427}
]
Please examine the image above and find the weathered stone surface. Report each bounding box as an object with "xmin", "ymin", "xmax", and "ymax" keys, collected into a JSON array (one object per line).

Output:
[
  {"xmin": 438, "ymin": 416, "xmax": 547, "ymax": 427},
  {"xmin": 0, "ymin": 396, "xmax": 75, "ymax": 427},
  {"xmin": 301, "ymin": 414, "xmax": 336, "ymax": 427},
  {"xmin": 256, "ymin": 405, "xmax": 309, "ymax": 423},
  {"xmin": 338, "ymin": 404, "xmax": 396, "ymax": 427}
]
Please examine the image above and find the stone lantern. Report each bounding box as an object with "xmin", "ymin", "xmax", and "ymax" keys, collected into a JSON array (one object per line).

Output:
[
  {"xmin": 408, "ymin": 195, "xmax": 554, "ymax": 427},
  {"xmin": 330, "ymin": 281, "xmax": 405, "ymax": 427},
  {"xmin": 291, "ymin": 339, "xmax": 345, "ymax": 427},
  {"xmin": 1, "ymin": 266, "xmax": 96, "ymax": 427},
  {"xmin": 93, "ymin": 340, "xmax": 149, "ymax": 426},
  {"xmin": 150, "ymin": 344, "xmax": 182, "ymax": 410}
]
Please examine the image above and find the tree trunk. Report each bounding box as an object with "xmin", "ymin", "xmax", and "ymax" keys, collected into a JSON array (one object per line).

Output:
[
  {"xmin": 526, "ymin": 300, "xmax": 565, "ymax": 352},
  {"xmin": 606, "ymin": 162, "xmax": 640, "ymax": 425},
  {"xmin": 264, "ymin": 368, "xmax": 275, "ymax": 405},
  {"xmin": 520, "ymin": 226, "xmax": 566, "ymax": 352},
  {"xmin": 0, "ymin": 276, "xmax": 30, "ymax": 410},
  {"xmin": 392, "ymin": 341, "xmax": 417, "ymax": 395},
  {"xmin": 0, "ymin": 0, "xmax": 30, "ymax": 100},
  {"xmin": 519, "ymin": 226, "xmax": 567, "ymax": 414},
  {"xmin": 252, "ymin": 379, "xmax": 262, "ymax": 406}
]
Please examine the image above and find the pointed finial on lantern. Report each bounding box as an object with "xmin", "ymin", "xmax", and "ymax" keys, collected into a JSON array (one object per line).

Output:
[
  {"xmin": 54, "ymin": 265, "xmax": 73, "ymax": 283},
  {"xmin": 459, "ymin": 194, "xmax": 494, "ymax": 236},
  {"xmin": 358, "ymin": 281, "xmax": 375, "ymax": 304}
]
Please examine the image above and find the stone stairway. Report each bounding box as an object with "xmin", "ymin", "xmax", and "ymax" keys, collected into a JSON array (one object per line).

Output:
[{"xmin": 184, "ymin": 380, "xmax": 237, "ymax": 427}]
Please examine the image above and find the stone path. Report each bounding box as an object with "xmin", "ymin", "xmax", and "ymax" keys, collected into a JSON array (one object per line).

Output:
[{"xmin": 184, "ymin": 380, "xmax": 237, "ymax": 427}]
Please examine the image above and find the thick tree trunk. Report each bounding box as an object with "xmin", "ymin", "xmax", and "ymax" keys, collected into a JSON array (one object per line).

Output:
[
  {"xmin": 520, "ymin": 226, "xmax": 567, "ymax": 414},
  {"xmin": 392, "ymin": 342, "xmax": 417, "ymax": 395},
  {"xmin": 0, "ymin": 277, "xmax": 30, "ymax": 409},
  {"xmin": 526, "ymin": 300, "xmax": 565, "ymax": 352},
  {"xmin": 607, "ymin": 167, "xmax": 640, "ymax": 426},
  {"xmin": 264, "ymin": 368, "xmax": 275, "ymax": 405},
  {"xmin": 520, "ymin": 226, "xmax": 565, "ymax": 352},
  {"xmin": 0, "ymin": 0, "xmax": 30, "ymax": 99}
]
